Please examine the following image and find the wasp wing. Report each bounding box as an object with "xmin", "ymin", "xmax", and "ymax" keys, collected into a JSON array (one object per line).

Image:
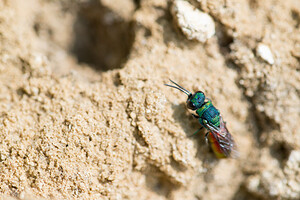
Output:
[{"xmin": 206, "ymin": 116, "xmax": 239, "ymax": 158}]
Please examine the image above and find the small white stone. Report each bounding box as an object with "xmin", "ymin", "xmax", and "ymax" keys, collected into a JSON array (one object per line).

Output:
[
  {"xmin": 256, "ymin": 104, "xmax": 265, "ymax": 112},
  {"xmin": 286, "ymin": 150, "xmax": 300, "ymax": 170},
  {"xmin": 248, "ymin": 176, "xmax": 260, "ymax": 191},
  {"xmin": 256, "ymin": 43, "xmax": 275, "ymax": 65},
  {"xmin": 171, "ymin": 0, "xmax": 215, "ymax": 42},
  {"xmin": 32, "ymin": 87, "xmax": 39, "ymax": 95}
]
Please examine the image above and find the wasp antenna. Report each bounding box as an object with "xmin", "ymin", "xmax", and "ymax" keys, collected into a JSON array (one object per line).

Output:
[
  {"xmin": 164, "ymin": 84, "xmax": 191, "ymax": 96},
  {"xmin": 169, "ymin": 79, "xmax": 190, "ymax": 93},
  {"xmin": 165, "ymin": 79, "xmax": 191, "ymax": 96}
]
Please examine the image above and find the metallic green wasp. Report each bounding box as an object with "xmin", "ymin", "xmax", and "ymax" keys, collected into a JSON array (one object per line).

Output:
[{"xmin": 165, "ymin": 79, "xmax": 238, "ymax": 158}]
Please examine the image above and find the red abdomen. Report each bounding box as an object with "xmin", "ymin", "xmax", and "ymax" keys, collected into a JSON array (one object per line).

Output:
[{"xmin": 207, "ymin": 132, "xmax": 227, "ymax": 158}]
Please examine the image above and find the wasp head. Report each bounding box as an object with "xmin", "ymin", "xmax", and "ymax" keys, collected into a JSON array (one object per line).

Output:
[
  {"xmin": 187, "ymin": 91, "xmax": 205, "ymax": 110},
  {"xmin": 165, "ymin": 80, "xmax": 206, "ymax": 110}
]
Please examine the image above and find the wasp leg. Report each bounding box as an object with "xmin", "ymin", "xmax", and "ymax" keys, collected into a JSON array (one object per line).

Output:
[
  {"xmin": 192, "ymin": 114, "xmax": 199, "ymax": 119},
  {"xmin": 188, "ymin": 127, "xmax": 203, "ymax": 137},
  {"xmin": 205, "ymin": 132, "xmax": 209, "ymax": 144}
]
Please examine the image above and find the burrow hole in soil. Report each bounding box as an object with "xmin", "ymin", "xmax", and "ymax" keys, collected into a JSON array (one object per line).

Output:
[{"xmin": 71, "ymin": 1, "xmax": 135, "ymax": 71}]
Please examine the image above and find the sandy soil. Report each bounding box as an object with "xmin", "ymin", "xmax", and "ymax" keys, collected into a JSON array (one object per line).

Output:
[{"xmin": 0, "ymin": 0, "xmax": 299, "ymax": 199}]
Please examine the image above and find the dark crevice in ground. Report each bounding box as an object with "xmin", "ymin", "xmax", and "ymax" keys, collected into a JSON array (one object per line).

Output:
[
  {"xmin": 270, "ymin": 142, "xmax": 292, "ymax": 169},
  {"xmin": 144, "ymin": 165, "xmax": 179, "ymax": 198},
  {"xmin": 233, "ymin": 185, "xmax": 265, "ymax": 200},
  {"xmin": 215, "ymin": 23, "xmax": 234, "ymax": 55},
  {"xmin": 71, "ymin": 0, "xmax": 135, "ymax": 71}
]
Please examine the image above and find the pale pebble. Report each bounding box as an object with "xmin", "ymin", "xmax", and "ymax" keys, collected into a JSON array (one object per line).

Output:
[{"xmin": 171, "ymin": 0, "xmax": 215, "ymax": 42}]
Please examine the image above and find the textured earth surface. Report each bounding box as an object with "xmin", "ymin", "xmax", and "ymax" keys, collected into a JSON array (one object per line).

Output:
[{"xmin": 0, "ymin": 0, "xmax": 299, "ymax": 199}]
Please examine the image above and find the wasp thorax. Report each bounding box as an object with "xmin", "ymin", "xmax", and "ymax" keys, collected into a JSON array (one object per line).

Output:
[{"xmin": 187, "ymin": 91, "xmax": 205, "ymax": 110}]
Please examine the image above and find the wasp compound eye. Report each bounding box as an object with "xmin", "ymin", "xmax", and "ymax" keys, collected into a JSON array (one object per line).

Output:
[{"xmin": 187, "ymin": 100, "xmax": 197, "ymax": 110}]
